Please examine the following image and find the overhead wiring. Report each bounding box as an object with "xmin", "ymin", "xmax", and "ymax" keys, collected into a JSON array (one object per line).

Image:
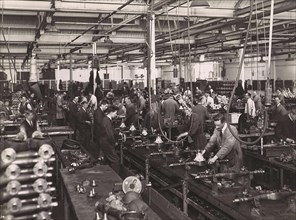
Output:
[{"xmin": 226, "ymin": 0, "xmax": 269, "ymax": 145}]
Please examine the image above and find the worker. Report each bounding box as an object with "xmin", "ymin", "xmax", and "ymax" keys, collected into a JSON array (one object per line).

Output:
[
  {"xmin": 271, "ymin": 96, "xmax": 288, "ymax": 122},
  {"xmin": 275, "ymin": 105, "xmax": 296, "ymax": 143},
  {"xmin": 93, "ymin": 99, "xmax": 109, "ymax": 160},
  {"xmin": 161, "ymin": 93, "xmax": 179, "ymax": 124},
  {"xmin": 202, "ymin": 113, "xmax": 242, "ymax": 172},
  {"xmin": 204, "ymin": 92, "xmax": 214, "ymax": 109},
  {"xmin": 77, "ymin": 100, "xmax": 92, "ymax": 152},
  {"xmin": 192, "ymin": 94, "xmax": 209, "ymax": 126},
  {"xmin": 253, "ymin": 91, "xmax": 263, "ymax": 114},
  {"xmin": 68, "ymin": 96, "xmax": 79, "ymax": 139},
  {"xmin": 244, "ymin": 92, "xmax": 256, "ymax": 118},
  {"xmin": 100, "ymin": 105, "xmax": 120, "ymax": 173},
  {"xmin": 177, "ymin": 108, "xmax": 207, "ymax": 150},
  {"xmin": 18, "ymin": 94, "xmax": 32, "ymax": 115},
  {"xmin": 3, "ymin": 100, "xmax": 13, "ymax": 118},
  {"xmin": 143, "ymin": 96, "xmax": 163, "ymax": 133},
  {"xmin": 124, "ymin": 96, "xmax": 138, "ymax": 128},
  {"xmin": 19, "ymin": 110, "xmax": 41, "ymax": 140}
]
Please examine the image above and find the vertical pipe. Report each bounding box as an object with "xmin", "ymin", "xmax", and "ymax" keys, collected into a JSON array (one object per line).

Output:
[
  {"xmin": 92, "ymin": 42, "xmax": 97, "ymax": 94},
  {"xmin": 148, "ymin": 12, "xmax": 156, "ymax": 109},
  {"xmin": 267, "ymin": 0, "xmax": 274, "ymax": 91}
]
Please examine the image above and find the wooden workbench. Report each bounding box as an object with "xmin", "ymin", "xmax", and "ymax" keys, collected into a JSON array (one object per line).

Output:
[{"xmin": 59, "ymin": 165, "xmax": 172, "ymax": 220}]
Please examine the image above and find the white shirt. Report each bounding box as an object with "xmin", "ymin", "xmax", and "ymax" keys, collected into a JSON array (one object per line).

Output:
[
  {"xmin": 89, "ymin": 94, "xmax": 97, "ymax": 110},
  {"xmin": 205, "ymin": 96, "xmax": 214, "ymax": 108},
  {"xmin": 245, "ymin": 98, "xmax": 256, "ymax": 117}
]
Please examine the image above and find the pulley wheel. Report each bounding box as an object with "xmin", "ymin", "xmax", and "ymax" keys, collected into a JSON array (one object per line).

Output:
[{"xmin": 122, "ymin": 176, "xmax": 142, "ymax": 194}]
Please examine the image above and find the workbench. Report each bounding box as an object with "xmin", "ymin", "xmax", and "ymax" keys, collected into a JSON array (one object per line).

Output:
[
  {"xmin": 122, "ymin": 144, "xmax": 296, "ymax": 220},
  {"xmin": 243, "ymin": 149, "xmax": 296, "ymax": 190},
  {"xmin": 59, "ymin": 165, "xmax": 189, "ymax": 220}
]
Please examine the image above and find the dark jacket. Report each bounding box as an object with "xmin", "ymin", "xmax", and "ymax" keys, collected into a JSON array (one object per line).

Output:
[
  {"xmin": 77, "ymin": 108, "xmax": 91, "ymax": 132},
  {"xmin": 20, "ymin": 119, "xmax": 37, "ymax": 139},
  {"xmin": 125, "ymin": 103, "xmax": 138, "ymax": 127},
  {"xmin": 187, "ymin": 113, "xmax": 207, "ymax": 150},
  {"xmin": 68, "ymin": 101, "xmax": 79, "ymax": 129},
  {"xmin": 93, "ymin": 107, "xmax": 105, "ymax": 140},
  {"xmin": 192, "ymin": 104, "xmax": 209, "ymax": 125},
  {"xmin": 275, "ymin": 114, "xmax": 296, "ymax": 141}
]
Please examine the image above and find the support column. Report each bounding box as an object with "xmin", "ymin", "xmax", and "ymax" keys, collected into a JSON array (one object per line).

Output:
[
  {"xmin": 147, "ymin": 12, "xmax": 156, "ymax": 98},
  {"xmin": 239, "ymin": 48, "xmax": 245, "ymax": 89},
  {"xmin": 92, "ymin": 42, "xmax": 97, "ymax": 94}
]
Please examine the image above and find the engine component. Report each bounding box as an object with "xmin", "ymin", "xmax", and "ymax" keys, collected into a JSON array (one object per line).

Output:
[
  {"xmin": 6, "ymin": 180, "xmax": 21, "ymax": 195},
  {"xmin": 122, "ymin": 176, "xmax": 142, "ymax": 194},
  {"xmin": 122, "ymin": 191, "xmax": 141, "ymax": 204}
]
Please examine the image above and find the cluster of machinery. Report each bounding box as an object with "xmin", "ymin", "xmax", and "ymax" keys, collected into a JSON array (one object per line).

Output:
[
  {"xmin": 0, "ymin": 141, "xmax": 57, "ymax": 220},
  {"xmin": 114, "ymin": 124, "xmax": 296, "ymax": 220}
]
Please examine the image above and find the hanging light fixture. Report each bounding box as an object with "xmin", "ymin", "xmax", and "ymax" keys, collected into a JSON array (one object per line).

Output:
[{"xmin": 190, "ymin": 0, "xmax": 210, "ymax": 8}]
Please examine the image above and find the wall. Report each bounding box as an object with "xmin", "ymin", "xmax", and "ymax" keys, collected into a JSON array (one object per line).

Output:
[{"xmin": 224, "ymin": 56, "xmax": 296, "ymax": 81}]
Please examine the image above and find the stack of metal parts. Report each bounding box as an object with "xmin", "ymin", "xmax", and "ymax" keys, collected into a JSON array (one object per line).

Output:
[{"xmin": 0, "ymin": 143, "xmax": 57, "ymax": 220}]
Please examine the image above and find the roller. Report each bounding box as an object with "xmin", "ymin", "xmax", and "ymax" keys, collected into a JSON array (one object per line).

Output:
[
  {"xmin": 3, "ymin": 163, "xmax": 53, "ymax": 180},
  {"xmin": 0, "ymin": 157, "xmax": 55, "ymax": 169},
  {"xmin": 0, "ymin": 173, "xmax": 52, "ymax": 188},
  {"xmin": 1, "ymin": 187, "xmax": 55, "ymax": 204},
  {"xmin": 2, "ymin": 202, "xmax": 58, "ymax": 216},
  {"xmin": 1, "ymin": 145, "xmax": 54, "ymax": 164}
]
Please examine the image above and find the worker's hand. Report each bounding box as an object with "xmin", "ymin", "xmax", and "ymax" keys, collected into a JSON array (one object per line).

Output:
[
  {"xmin": 208, "ymin": 155, "xmax": 218, "ymax": 164},
  {"xmin": 85, "ymin": 121, "xmax": 91, "ymax": 124},
  {"xmin": 286, "ymin": 138, "xmax": 295, "ymax": 143}
]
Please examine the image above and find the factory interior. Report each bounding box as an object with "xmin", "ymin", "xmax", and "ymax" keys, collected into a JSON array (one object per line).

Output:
[{"xmin": 0, "ymin": 0, "xmax": 296, "ymax": 219}]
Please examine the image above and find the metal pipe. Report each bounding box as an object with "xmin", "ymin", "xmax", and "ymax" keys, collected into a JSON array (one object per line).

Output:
[{"xmin": 267, "ymin": 0, "xmax": 275, "ymax": 80}]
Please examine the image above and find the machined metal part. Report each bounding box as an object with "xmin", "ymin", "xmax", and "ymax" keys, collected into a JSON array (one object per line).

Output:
[
  {"xmin": 1, "ymin": 148, "xmax": 17, "ymax": 164},
  {"xmin": 0, "ymin": 157, "xmax": 55, "ymax": 169},
  {"xmin": 37, "ymin": 193, "xmax": 52, "ymax": 208},
  {"xmin": 38, "ymin": 144, "xmax": 54, "ymax": 160},
  {"xmin": 1, "ymin": 145, "xmax": 54, "ymax": 166},
  {"xmin": 7, "ymin": 197, "xmax": 22, "ymax": 213},
  {"xmin": 5, "ymin": 164, "xmax": 21, "ymax": 179},
  {"xmin": 36, "ymin": 211, "xmax": 52, "ymax": 220},
  {"xmin": 1, "ymin": 173, "xmax": 52, "ymax": 188},
  {"xmin": 192, "ymin": 169, "xmax": 265, "ymax": 179},
  {"xmin": 33, "ymin": 178, "xmax": 48, "ymax": 193},
  {"xmin": 6, "ymin": 180, "xmax": 21, "ymax": 195},
  {"xmin": 33, "ymin": 162, "xmax": 48, "ymax": 177},
  {"xmin": 233, "ymin": 191, "xmax": 296, "ymax": 203}
]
